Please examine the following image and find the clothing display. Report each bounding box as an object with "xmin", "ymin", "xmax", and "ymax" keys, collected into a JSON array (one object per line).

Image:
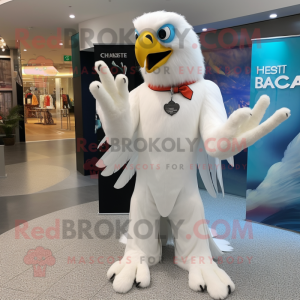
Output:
[
  {"xmin": 62, "ymin": 94, "xmax": 71, "ymax": 108},
  {"xmin": 51, "ymin": 93, "xmax": 56, "ymax": 109},
  {"xmin": 44, "ymin": 95, "xmax": 50, "ymax": 107},
  {"xmin": 32, "ymin": 95, "xmax": 38, "ymax": 105},
  {"xmin": 40, "ymin": 94, "xmax": 54, "ymax": 109},
  {"xmin": 25, "ymin": 93, "xmax": 32, "ymax": 104},
  {"xmin": 25, "ymin": 93, "xmax": 37, "ymax": 105},
  {"xmin": 25, "ymin": 89, "xmax": 39, "ymax": 106},
  {"xmin": 25, "ymin": 94, "xmax": 38, "ymax": 105},
  {"xmin": 69, "ymin": 97, "xmax": 74, "ymax": 106}
]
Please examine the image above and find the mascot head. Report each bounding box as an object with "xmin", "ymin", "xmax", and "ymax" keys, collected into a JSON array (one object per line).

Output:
[{"xmin": 133, "ymin": 11, "xmax": 204, "ymax": 87}]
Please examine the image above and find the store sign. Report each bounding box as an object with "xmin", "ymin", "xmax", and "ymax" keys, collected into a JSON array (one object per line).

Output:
[
  {"xmin": 64, "ymin": 55, "xmax": 72, "ymax": 62},
  {"xmin": 246, "ymin": 36, "xmax": 300, "ymax": 233}
]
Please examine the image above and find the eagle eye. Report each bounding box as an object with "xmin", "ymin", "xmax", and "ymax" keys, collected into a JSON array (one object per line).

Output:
[
  {"xmin": 135, "ymin": 29, "xmax": 139, "ymax": 40},
  {"xmin": 158, "ymin": 29, "xmax": 167, "ymax": 39},
  {"xmin": 157, "ymin": 24, "xmax": 175, "ymax": 43}
]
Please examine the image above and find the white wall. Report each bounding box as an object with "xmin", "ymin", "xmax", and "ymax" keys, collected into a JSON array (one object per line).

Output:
[{"xmin": 79, "ymin": 11, "xmax": 141, "ymax": 51}]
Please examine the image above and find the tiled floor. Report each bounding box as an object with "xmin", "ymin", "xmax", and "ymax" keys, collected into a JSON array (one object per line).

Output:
[
  {"xmin": 0, "ymin": 197, "xmax": 300, "ymax": 300},
  {"xmin": 0, "ymin": 140, "xmax": 98, "ymax": 234}
]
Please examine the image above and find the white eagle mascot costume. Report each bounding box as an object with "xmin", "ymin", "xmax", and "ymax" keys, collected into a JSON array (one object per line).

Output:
[{"xmin": 90, "ymin": 11, "xmax": 290, "ymax": 300}]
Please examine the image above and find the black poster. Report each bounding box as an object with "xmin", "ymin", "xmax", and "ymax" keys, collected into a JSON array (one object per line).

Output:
[{"xmin": 94, "ymin": 44, "xmax": 143, "ymax": 213}]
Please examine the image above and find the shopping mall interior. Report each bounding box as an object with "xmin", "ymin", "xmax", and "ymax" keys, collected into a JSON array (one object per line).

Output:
[
  {"xmin": 23, "ymin": 68, "xmax": 75, "ymax": 141},
  {"xmin": 0, "ymin": 1, "xmax": 300, "ymax": 299}
]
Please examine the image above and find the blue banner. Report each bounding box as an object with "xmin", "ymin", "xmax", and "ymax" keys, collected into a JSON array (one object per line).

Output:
[{"xmin": 246, "ymin": 36, "xmax": 300, "ymax": 233}]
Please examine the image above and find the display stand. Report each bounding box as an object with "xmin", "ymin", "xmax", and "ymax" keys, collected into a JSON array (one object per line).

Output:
[
  {"xmin": 24, "ymin": 104, "xmax": 39, "ymax": 123},
  {"xmin": 60, "ymin": 109, "xmax": 71, "ymax": 130},
  {"xmin": 0, "ymin": 144, "xmax": 7, "ymax": 178},
  {"xmin": 33, "ymin": 108, "xmax": 56, "ymax": 125},
  {"xmin": 60, "ymin": 88, "xmax": 64, "ymax": 109}
]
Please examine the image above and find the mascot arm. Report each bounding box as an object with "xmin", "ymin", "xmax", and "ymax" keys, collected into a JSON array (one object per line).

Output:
[
  {"xmin": 89, "ymin": 60, "xmax": 139, "ymax": 142},
  {"xmin": 200, "ymin": 80, "xmax": 291, "ymax": 160}
]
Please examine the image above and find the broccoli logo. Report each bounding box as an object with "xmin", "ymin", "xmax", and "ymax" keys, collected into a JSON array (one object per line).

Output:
[{"xmin": 23, "ymin": 246, "xmax": 56, "ymax": 277}]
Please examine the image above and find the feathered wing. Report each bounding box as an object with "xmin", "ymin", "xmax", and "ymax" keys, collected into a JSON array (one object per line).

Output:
[
  {"xmin": 198, "ymin": 80, "xmax": 234, "ymax": 198},
  {"xmin": 97, "ymin": 79, "xmax": 234, "ymax": 196},
  {"xmin": 95, "ymin": 85, "xmax": 141, "ymax": 189},
  {"xmin": 197, "ymin": 139, "xmax": 228, "ymax": 197},
  {"xmin": 197, "ymin": 139, "xmax": 223, "ymax": 197},
  {"xmin": 97, "ymin": 134, "xmax": 138, "ymax": 189}
]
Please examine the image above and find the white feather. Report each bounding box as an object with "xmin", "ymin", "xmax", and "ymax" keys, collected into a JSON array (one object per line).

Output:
[
  {"xmin": 213, "ymin": 238, "xmax": 233, "ymax": 252},
  {"xmin": 119, "ymin": 233, "xmax": 128, "ymax": 245},
  {"xmin": 227, "ymin": 156, "xmax": 234, "ymax": 167},
  {"xmin": 98, "ymin": 133, "xmax": 138, "ymax": 187},
  {"xmin": 208, "ymin": 154, "xmax": 218, "ymax": 193},
  {"xmin": 209, "ymin": 227, "xmax": 217, "ymax": 238},
  {"xmin": 101, "ymin": 149, "xmax": 134, "ymax": 177},
  {"xmin": 197, "ymin": 140, "xmax": 217, "ymax": 198},
  {"xmin": 101, "ymin": 147, "xmax": 123, "ymax": 166},
  {"xmin": 97, "ymin": 136, "xmax": 107, "ymax": 149},
  {"xmin": 216, "ymin": 158, "xmax": 224, "ymax": 196},
  {"xmin": 114, "ymin": 154, "xmax": 138, "ymax": 189}
]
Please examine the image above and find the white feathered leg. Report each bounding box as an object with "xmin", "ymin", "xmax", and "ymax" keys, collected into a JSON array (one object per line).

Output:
[
  {"xmin": 168, "ymin": 186, "xmax": 235, "ymax": 299},
  {"xmin": 107, "ymin": 180, "xmax": 161, "ymax": 293}
]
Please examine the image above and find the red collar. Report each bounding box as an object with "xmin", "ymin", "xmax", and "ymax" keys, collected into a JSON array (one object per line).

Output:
[{"xmin": 148, "ymin": 81, "xmax": 196, "ymax": 100}]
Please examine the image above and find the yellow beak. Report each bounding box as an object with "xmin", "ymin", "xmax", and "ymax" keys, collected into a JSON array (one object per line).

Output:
[{"xmin": 135, "ymin": 31, "xmax": 173, "ymax": 73}]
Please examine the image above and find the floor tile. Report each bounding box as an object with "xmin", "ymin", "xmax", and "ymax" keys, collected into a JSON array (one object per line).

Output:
[
  {"xmin": 2, "ymin": 256, "xmax": 78, "ymax": 294},
  {"xmin": 43, "ymin": 264, "xmax": 108, "ymax": 300},
  {"xmin": 0, "ymin": 287, "xmax": 38, "ymax": 300}
]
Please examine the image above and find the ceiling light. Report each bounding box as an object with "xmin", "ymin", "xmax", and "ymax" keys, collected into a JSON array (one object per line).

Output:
[
  {"xmin": 0, "ymin": 0, "xmax": 13, "ymax": 6},
  {"xmin": 202, "ymin": 28, "xmax": 207, "ymax": 32},
  {"xmin": 69, "ymin": 14, "xmax": 75, "ymax": 19},
  {"xmin": 270, "ymin": 14, "xmax": 277, "ymax": 19},
  {"xmin": 2, "ymin": 48, "xmax": 5, "ymax": 52},
  {"xmin": 59, "ymin": 42, "xmax": 63, "ymax": 45},
  {"xmin": 24, "ymin": 49, "xmax": 27, "ymax": 51},
  {"xmin": 22, "ymin": 66, "xmax": 58, "ymax": 76}
]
